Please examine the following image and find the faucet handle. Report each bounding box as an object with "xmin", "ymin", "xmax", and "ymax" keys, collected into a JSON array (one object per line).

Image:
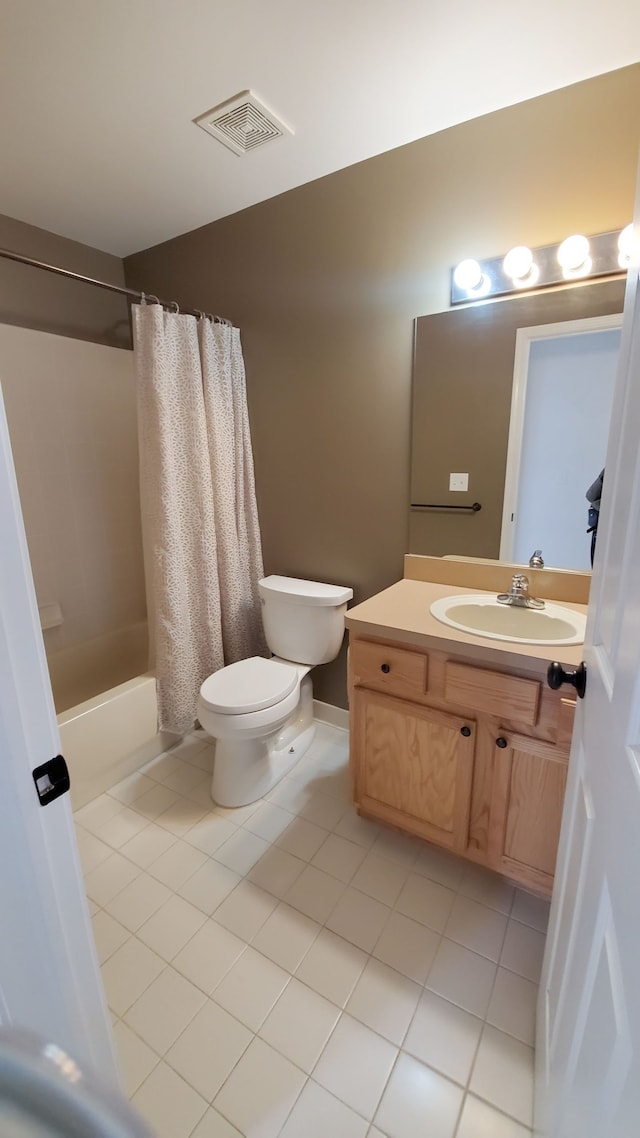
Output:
[
  {"xmin": 512, "ymin": 573, "xmax": 530, "ymax": 592},
  {"xmin": 529, "ymin": 549, "xmax": 544, "ymax": 568}
]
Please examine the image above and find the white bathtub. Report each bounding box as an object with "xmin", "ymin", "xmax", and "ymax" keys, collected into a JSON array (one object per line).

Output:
[{"xmin": 58, "ymin": 673, "xmax": 179, "ymax": 810}]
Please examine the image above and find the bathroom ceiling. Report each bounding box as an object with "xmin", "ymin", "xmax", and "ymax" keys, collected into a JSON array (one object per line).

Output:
[{"xmin": 2, "ymin": 0, "xmax": 639, "ymax": 258}]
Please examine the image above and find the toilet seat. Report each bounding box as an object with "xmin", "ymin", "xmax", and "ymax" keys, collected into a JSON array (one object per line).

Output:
[{"xmin": 199, "ymin": 656, "xmax": 298, "ymax": 715}]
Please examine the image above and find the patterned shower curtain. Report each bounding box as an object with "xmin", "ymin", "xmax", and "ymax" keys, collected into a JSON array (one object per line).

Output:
[{"xmin": 133, "ymin": 303, "xmax": 267, "ymax": 734}]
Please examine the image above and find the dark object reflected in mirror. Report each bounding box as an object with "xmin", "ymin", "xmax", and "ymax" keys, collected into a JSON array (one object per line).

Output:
[{"xmin": 586, "ymin": 468, "xmax": 605, "ymax": 567}]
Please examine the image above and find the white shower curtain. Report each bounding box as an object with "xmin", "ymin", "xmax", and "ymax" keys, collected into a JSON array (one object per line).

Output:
[{"xmin": 133, "ymin": 303, "xmax": 267, "ymax": 735}]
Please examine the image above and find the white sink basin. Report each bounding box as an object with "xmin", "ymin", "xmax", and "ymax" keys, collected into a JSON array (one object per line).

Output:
[{"xmin": 430, "ymin": 594, "xmax": 586, "ymax": 646}]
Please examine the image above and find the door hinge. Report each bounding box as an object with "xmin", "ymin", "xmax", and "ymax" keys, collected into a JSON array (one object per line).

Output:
[{"xmin": 32, "ymin": 754, "xmax": 70, "ymax": 806}]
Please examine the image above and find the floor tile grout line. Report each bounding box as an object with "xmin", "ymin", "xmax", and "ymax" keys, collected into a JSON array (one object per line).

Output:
[
  {"xmin": 221, "ymin": 915, "xmax": 532, "ymax": 1080},
  {"xmin": 104, "ymin": 892, "xmax": 537, "ymax": 1079},
  {"xmin": 81, "ymin": 722, "xmax": 541, "ymax": 1137},
  {"xmin": 458, "ymin": 1082, "xmax": 535, "ymax": 1134},
  {"xmin": 111, "ymin": 1014, "xmax": 164, "ymax": 1086},
  {"xmin": 92, "ymin": 860, "xmax": 541, "ymax": 1022},
  {"xmin": 464, "ymin": 1017, "xmax": 534, "ymax": 1129},
  {"xmin": 92, "ymin": 764, "xmax": 546, "ymax": 924},
  {"xmin": 91, "ymin": 838, "xmax": 541, "ymax": 1018},
  {"xmin": 120, "ymin": 958, "xmax": 213, "ymax": 1063},
  {"xmin": 103, "ymin": 933, "xmax": 175, "ymax": 1019}
]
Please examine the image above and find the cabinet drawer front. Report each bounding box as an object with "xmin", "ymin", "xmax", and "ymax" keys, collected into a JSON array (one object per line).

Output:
[
  {"xmin": 350, "ymin": 640, "xmax": 427, "ymax": 699},
  {"xmin": 444, "ymin": 661, "xmax": 540, "ymax": 727}
]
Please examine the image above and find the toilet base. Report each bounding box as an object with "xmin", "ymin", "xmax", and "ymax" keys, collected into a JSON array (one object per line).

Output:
[{"xmin": 211, "ymin": 676, "xmax": 316, "ymax": 808}]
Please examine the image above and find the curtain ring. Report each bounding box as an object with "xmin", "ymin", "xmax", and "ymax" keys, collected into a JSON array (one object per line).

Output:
[
  {"xmin": 195, "ymin": 309, "xmax": 206, "ymax": 320},
  {"xmin": 169, "ymin": 300, "xmax": 180, "ymax": 313},
  {"xmin": 147, "ymin": 294, "xmax": 160, "ymax": 306},
  {"xmin": 140, "ymin": 291, "xmax": 146, "ymax": 306}
]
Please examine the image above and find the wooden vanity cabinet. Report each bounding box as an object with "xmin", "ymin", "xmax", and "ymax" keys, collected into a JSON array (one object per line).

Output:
[
  {"xmin": 348, "ymin": 636, "xmax": 575, "ymax": 895},
  {"xmin": 489, "ymin": 732, "xmax": 568, "ymax": 894},
  {"xmin": 351, "ymin": 689, "xmax": 475, "ymax": 853}
]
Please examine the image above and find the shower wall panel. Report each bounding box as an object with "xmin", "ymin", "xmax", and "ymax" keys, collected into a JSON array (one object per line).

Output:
[{"xmin": 0, "ymin": 324, "xmax": 146, "ymax": 709}]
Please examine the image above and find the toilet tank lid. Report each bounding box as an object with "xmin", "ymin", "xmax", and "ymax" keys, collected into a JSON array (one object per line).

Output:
[
  {"xmin": 199, "ymin": 656, "xmax": 298, "ymax": 714},
  {"xmin": 259, "ymin": 576, "xmax": 353, "ymax": 607}
]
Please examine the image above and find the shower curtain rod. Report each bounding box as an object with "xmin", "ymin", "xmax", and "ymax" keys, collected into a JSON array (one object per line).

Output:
[{"xmin": 0, "ymin": 246, "xmax": 232, "ymax": 325}]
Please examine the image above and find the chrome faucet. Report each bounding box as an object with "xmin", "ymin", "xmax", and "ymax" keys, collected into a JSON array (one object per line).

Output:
[
  {"xmin": 497, "ymin": 573, "xmax": 545, "ymax": 609},
  {"xmin": 528, "ymin": 549, "xmax": 544, "ymax": 568}
]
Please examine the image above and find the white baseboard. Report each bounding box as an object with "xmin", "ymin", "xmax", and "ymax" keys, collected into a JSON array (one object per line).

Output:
[{"xmin": 313, "ymin": 699, "xmax": 349, "ymax": 730}]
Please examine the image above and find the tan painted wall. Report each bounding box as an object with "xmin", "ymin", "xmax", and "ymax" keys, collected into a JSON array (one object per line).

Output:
[
  {"xmin": 0, "ymin": 213, "xmax": 130, "ymax": 348},
  {"xmin": 125, "ymin": 66, "xmax": 640, "ymax": 708}
]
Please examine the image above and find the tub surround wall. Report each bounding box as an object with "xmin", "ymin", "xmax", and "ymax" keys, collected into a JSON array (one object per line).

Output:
[
  {"xmin": 0, "ymin": 324, "xmax": 146, "ymax": 712},
  {"xmin": 48, "ymin": 621, "xmax": 149, "ymax": 715},
  {"xmin": 124, "ymin": 65, "xmax": 640, "ymax": 709},
  {"xmin": 0, "ymin": 212, "xmax": 130, "ymax": 349},
  {"xmin": 0, "ymin": 215, "xmax": 140, "ymax": 710}
]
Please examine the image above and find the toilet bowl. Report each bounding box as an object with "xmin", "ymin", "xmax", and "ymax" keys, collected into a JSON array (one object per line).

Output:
[{"xmin": 197, "ymin": 575, "xmax": 352, "ymax": 807}]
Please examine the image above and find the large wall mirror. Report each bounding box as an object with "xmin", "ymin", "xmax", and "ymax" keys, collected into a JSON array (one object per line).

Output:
[{"xmin": 409, "ymin": 278, "xmax": 626, "ymax": 569}]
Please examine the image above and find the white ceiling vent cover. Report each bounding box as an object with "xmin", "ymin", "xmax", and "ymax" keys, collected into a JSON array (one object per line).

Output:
[{"xmin": 194, "ymin": 90, "xmax": 294, "ymax": 156}]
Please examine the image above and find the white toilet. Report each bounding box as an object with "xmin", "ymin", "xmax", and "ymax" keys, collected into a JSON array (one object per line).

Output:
[{"xmin": 197, "ymin": 575, "xmax": 353, "ymax": 807}]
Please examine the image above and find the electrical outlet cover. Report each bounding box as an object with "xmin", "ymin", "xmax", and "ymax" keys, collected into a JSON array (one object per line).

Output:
[{"xmin": 449, "ymin": 473, "xmax": 469, "ymax": 492}]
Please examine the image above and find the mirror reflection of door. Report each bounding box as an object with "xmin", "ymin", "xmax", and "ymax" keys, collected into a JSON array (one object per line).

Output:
[{"xmin": 500, "ymin": 315, "xmax": 622, "ymax": 570}]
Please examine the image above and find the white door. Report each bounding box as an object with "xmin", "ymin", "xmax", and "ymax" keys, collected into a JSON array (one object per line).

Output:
[
  {"xmin": 0, "ymin": 380, "xmax": 117, "ymax": 1081},
  {"xmin": 535, "ymin": 216, "xmax": 640, "ymax": 1131},
  {"xmin": 500, "ymin": 316, "xmax": 621, "ymax": 569}
]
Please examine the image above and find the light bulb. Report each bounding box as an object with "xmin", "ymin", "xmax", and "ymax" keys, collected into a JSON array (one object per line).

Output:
[
  {"xmin": 557, "ymin": 234, "xmax": 590, "ymax": 272},
  {"xmin": 618, "ymin": 223, "xmax": 634, "ymax": 268},
  {"xmin": 453, "ymin": 259, "xmax": 483, "ymax": 292},
  {"xmin": 503, "ymin": 246, "xmax": 533, "ymax": 281}
]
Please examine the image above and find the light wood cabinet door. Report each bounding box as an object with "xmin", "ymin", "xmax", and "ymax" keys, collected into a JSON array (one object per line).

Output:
[
  {"xmin": 489, "ymin": 731, "xmax": 568, "ymax": 894},
  {"xmin": 352, "ymin": 688, "xmax": 475, "ymax": 852}
]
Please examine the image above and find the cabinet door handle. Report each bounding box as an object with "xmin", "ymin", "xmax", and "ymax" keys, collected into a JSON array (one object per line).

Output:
[
  {"xmin": 380, "ymin": 663, "xmax": 390, "ymax": 673},
  {"xmin": 460, "ymin": 725, "xmax": 472, "ymax": 737},
  {"xmin": 496, "ymin": 736, "xmax": 508, "ymax": 749}
]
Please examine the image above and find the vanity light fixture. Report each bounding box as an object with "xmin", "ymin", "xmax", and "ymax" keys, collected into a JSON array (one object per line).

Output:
[
  {"xmin": 502, "ymin": 245, "xmax": 539, "ymax": 289},
  {"xmin": 452, "ymin": 258, "xmax": 491, "ymax": 297},
  {"xmin": 557, "ymin": 234, "xmax": 591, "ymax": 279},
  {"xmin": 451, "ymin": 226, "xmax": 631, "ymax": 305},
  {"xmin": 453, "ymin": 258, "xmax": 481, "ymax": 290}
]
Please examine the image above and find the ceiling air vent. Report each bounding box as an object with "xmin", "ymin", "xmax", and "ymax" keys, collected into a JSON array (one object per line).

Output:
[{"xmin": 194, "ymin": 90, "xmax": 294, "ymax": 156}]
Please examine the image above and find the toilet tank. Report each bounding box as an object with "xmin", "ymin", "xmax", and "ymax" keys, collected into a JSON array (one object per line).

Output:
[{"xmin": 258, "ymin": 576, "xmax": 353, "ymax": 665}]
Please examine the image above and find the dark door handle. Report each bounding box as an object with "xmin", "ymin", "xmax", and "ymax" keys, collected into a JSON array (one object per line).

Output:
[
  {"xmin": 547, "ymin": 661, "xmax": 587, "ymax": 699},
  {"xmin": 32, "ymin": 754, "xmax": 70, "ymax": 806}
]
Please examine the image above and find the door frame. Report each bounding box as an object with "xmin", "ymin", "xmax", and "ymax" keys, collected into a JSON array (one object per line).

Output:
[{"xmin": 499, "ymin": 312, "xmax": 623, "ymax": 562}]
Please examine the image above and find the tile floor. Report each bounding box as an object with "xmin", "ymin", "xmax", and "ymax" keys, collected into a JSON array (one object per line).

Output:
[{"xmin": 75, "ymin": 722, "xmax": 550, "ymax": 1138}]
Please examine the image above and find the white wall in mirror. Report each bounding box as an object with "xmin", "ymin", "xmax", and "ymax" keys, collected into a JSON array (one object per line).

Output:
[{"xmin": 500, "ymin": 314, "xmax": 622, "ymax": 570}]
